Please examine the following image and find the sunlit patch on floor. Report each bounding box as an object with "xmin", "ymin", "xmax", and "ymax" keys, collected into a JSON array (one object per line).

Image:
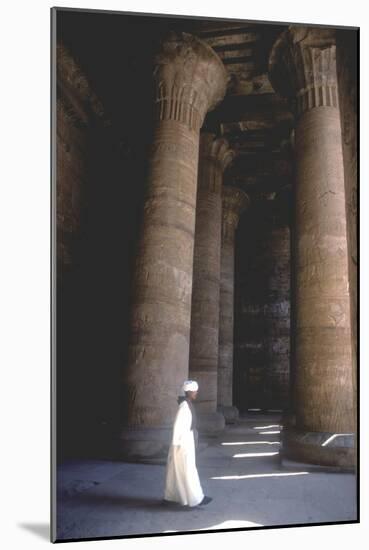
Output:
[
  {"xmin": 321, "ymin": 433, "xmax": 354, "ymax": 447},
  {"xmin": 259, "ymin": 430, "xmax": 281, "ymax": 434},
  {"xmin": 211, "ymin": 472, "xmax": 309, "ymax": 480},
  {"xmin": 233, "ymin": 451, "xmax": 279, "ymax": 458},
  {"xmin": 221, "ymin": 441, "xmax": 280, "ymax": 446},
  {"xmin": 204, "ymin": 520, "xmax": 263, "ymax": 529},
  {"xmin": 253, "ymin": 425, "xmax": 281, "ymax": 429}
]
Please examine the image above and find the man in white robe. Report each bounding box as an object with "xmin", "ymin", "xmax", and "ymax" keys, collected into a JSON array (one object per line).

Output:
[{"xmin": 164, "ymin": 380, "xmax": 212, "ymax": 507}]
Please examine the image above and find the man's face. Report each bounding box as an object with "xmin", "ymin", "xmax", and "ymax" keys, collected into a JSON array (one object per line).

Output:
[{"xmin": 187, "ymin": 390, "xmax": 198, "ymax": 401}]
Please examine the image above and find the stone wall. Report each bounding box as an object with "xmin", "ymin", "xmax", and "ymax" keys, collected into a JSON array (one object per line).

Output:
[
  {"xmin": 56, "ymin": 43, "xmax": 108, "ymax": 270},
  {"xmin": 56, "ymin": 101, "xmax": 86, "ymax": 268},
  {"xmin": 234, "ymin": 198, "xmax": 291, "ymax": 411},
  {"xmin": 56, "ymin": 43, "xmax": 145, "ymax": 459}
]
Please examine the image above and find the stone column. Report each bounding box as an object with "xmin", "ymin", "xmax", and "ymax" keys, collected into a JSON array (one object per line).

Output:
[
  {"xmin": 120, "ymin": 33, "xmax": 227, "ymax": 459},
  {"xmin": 189, "ymin": 134, "xmax": 234, "ymax": 436},
  {"xmin": 218, "ymin": 187, "xmax": 249, "ymax": 423},
  {"xmin": 269, "ymin": 27, "xmax": 355, "ymax": 467},
  {"xmin": 336, "ymin": 30, "xmax": 358, "ymax": 470}
]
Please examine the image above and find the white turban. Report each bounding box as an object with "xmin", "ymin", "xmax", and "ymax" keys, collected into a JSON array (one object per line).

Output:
[{"xmin": 183, "ymin": 380, "xmax": 198, "ymax": 393}]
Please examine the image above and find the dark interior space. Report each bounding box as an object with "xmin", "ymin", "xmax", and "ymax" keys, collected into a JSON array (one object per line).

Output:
[
  {"xmin": 234, "ymin": 188, "xmax": 292, "ymax": 413},
  {"xmin": 56, "ymin": 9, "xmax": 301, "ymax": 461}
]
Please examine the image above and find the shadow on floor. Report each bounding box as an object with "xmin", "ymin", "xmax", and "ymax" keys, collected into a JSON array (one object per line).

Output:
[
  {"xmin": 60, "ymin": 492, "xmax": 188, "ymax": 513},
  {"xmin": 55, "ymin": 414, "xmax": 357, "ymax": 540},
  {"xmin": 17, "ymin": 522, "xmax": 49, "ymax": 541}
]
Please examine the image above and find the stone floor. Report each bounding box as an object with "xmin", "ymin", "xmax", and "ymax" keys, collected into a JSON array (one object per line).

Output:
[{"xmin": 55, "ymin": 414, "xmax": 357, "ymax": 542}]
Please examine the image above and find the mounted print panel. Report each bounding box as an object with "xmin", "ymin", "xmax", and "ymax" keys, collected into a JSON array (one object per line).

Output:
[{"xmin": 51, "ymin": 7, "xmax": 358, "ymax": 543}]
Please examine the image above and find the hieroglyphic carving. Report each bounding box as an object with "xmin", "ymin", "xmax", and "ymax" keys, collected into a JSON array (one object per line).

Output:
[
  {"xmin": 221, "ymin": 186, "xmax": 249, "ymax": 243},
  {"xmin": 199, "ymin": 133, "xmax": 235, "ymax": 193},
  {"xmin": 123, "ymin": 33, "xmax": 228, "ymax": 441},
  {"xmin": 188, "ymin": 133, "xmax": 235, "ymax": 426},
  {"xmin": 149, "ymin": 136, "xmax": 197, "ymax": 162},
  {"xmin": 269, "ymin": 27, "xmax": 338, "ymax": 117},
  {"xmin": 153, "ymin": 32, "xmax": 227, "ymax": 132},
  {"xmin": 268, "ymin": 26, "xmax": 355, "ymax": 465},
  {"xmin": 218, "ymin": 187, "xmax": 249, "ymax": 412}
]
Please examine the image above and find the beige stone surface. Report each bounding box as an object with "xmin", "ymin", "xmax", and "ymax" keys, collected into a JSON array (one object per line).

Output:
[
  {"xmin": 269, "ymin": 28, "xmax": 355, "ymax": 464},
  {"xmin": 218, "ymin": 187, "xmax": 249, "ymax": 415},
  {"xmin": 189, "ymin": 134, "xmax": 234, "ymax": 425},
  {"xmin": 336, "ymin": 30, "xmax": 358, "ymax": 465},
  {"xmin": 124, "ymin": 33, "xmax": 228, "ymax": 437},
  {"xmin": 294, "ymin": 105, "xmax": 353, "ymax": 434}
]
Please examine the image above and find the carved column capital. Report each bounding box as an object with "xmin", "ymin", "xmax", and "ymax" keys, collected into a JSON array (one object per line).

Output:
[
  {"xmin": 221, "ymin": 186, "xmax": 249, "ymax": 242},
  {"xmin": 269, "ymin": 27, "xmax": 339, "ymax": 117},
  {"xmin": 200, "ymin": 133, "xmax": 235, "ymax": 171},
  {"xmin": 154, "ymin": 32, "xmax": 228, "ymax": 132}
]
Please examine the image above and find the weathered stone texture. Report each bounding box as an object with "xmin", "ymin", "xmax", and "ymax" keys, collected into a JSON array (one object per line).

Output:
[
  {"xmin": 189, "ymin": 134, "xmax": 233, "ymax": 433},
  {"xmin": 56, "ymin": 18, "xmax": 357, "ymax": 471},
  {"xmin": 126, "ymin": 121, "xmax": 200, "ymax": 428},
  {"xmin": 336, "ymin": 30, "xmax": 357, "ymax": 458},
  {"xmin": 269, "ymin": 27, "xmax": 355, "ymax": 466},
  {"xmin": 153, "ymin": 32, "xmax": 227, "ymax": 132},
  {"xmin": 294, "ymin": 107, "xmax": 353, "ymax": 433},
  {"xmin": 56, "ymin": 44, "xmax": 105, "ymax": 269},
  {"xmin": 218, "ymin": 187, "xmax": 249, "ymax": 419},
  {"xmin": 269, "ymin": 27, "xmax": 339, "ymax": 116},
  {"xmin": 123, "ymin": 33, "xmax": 227, "ymax": 440},
  {"xmin": 56, "ymin": 99, "xmax": 86, "ymax": 267}
]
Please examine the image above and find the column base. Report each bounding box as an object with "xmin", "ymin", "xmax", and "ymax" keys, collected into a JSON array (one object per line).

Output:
[
  {"xmin": 217, "ymin": 405, "xmax": 239, "ymax": 424},
  {"xmin": 281, "ymin": 427, "xmax": 355, "ymax": 470},
  {"xmin": 197, "ymin": 411, "xmax": 225, "ymax": 437},
  {"xmin": 117, "ymin": 426, "xmax": 172, "ymax": 463}
]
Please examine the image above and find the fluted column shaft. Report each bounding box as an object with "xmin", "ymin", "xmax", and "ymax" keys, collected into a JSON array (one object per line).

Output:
[
  {"xmin": 122, "ymin": 33, "xmax": 227, "ymax": 454},
  {"xmin": 218, "ymin": 187, "xmax": 249, "ymax": 420},
  {"xmin": 269, "ymin": 27, "xmax": 354, "ymax": 467},
  {"xmin": 189, "ymin": 134, "xmax": 234, "ymax": 432}
]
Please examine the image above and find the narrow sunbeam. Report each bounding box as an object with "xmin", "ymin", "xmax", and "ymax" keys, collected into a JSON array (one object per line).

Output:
[
  {"xmin": 253, "ymin": 425, "xmax": 280, "ymax": 429},
  {"xmin": 321, "ymin": 433, "xmax": 354, "ymax": 447},
  {"xmin": 221, "ymin": 441, "xmax": 280, "ymax": 446},
  {"xmin": 259, "ymin": 430, "xmax": 281, "ymax": 434},
  {"xmin": 233, "ymin": 451, "xmax": 279, "ymax": 458},
  {"xmin": 211, "ymin": 472, "xmax": 309, "ymax": 480},
  {"xmin": 248, "ymin": 408, "xmax": 262, "ymax": 411}
]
